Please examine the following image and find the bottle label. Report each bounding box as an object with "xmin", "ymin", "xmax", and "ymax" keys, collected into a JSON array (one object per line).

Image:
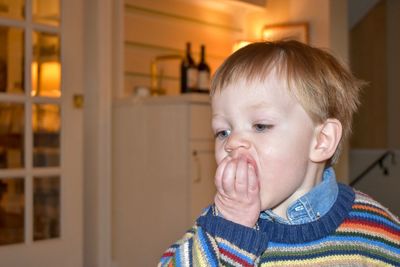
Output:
[
  {"xmin": 198, "ymin": 71, "xmax": 210, "ymax": 91},
  {"xmin": 187, "ymin": 68, "xmax": 198, "ymax": 89}
]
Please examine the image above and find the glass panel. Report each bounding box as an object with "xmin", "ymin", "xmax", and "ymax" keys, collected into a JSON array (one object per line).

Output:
[
  {"xmin": 33, "ymin": 176, "xmax": 60, "ymax": 241},
  {"xmin": 0, "ymin": 103, "xmax": 24, "ymax": 169},
  {"xmin": 0, "ymin": 26, "xmax": 25, "ymax": 94},
  {"xmin": 0, "ymin": 0, "xmax": 25, "ymax": 20},
  {"xmin": 32, "ymin": 0, "xmax": 60, "ymax": 26},
  {"xmin": 0, "ymin": 178, "xmax": 24, "ymax": 245},
  {"xmin": 33, "ymin": 103, "xmax": 60, "ymax": 167},
  {"xmin": 32, "ymin": 31, "xmax": 60, "ymax": 97}
]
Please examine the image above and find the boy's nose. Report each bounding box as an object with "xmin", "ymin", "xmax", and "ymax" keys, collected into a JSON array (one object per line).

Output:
[{"xmin": 224, "ymin": 133, "xmax": 251, "ymax": 156}]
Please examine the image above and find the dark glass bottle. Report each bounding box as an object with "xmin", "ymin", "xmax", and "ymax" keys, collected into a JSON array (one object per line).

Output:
[
  {"xmin": 197, "ymin": 45, "xmax": 210, "ymax": 93},
  {"xmin": 180, "ymin": 42, "xmax": 197, "ymax": 93}
]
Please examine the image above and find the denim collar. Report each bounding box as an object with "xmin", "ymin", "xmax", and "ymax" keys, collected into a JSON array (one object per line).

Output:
[{"xmin": 260, "ymin": 167, "xmax": 338, "ymax": 225}]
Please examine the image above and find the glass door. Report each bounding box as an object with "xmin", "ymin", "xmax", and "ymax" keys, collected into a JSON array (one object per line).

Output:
[{"xmin": 0, "ymin": 0, "xmax": 83, "ymax": 266}]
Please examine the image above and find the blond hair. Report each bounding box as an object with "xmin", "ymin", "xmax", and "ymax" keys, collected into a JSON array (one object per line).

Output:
[{"xmin": 211, "ymin": 40, "xmax": 364, "ymax": 164}]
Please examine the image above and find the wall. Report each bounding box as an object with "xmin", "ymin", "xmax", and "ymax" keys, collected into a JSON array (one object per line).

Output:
[
  {"xmin": 387, "ymin": 0, "xmax": 400, "ymax": 149},
  {"xmin": 348, "ymin": 0, "xmax": 380, "ymax": 28},
  {"xmin": 244, "ymin": 0, "xmax": 333, "ymax": 48},
  {"xmin": 350, "ymin": 150, "xmax": 400, "ymax": 215},
  {"xmin": 350, "ymin": 0, "xmax": 400, "ymax": 150},
  {"xmin": 350, "ymin": 1, "xmax": 387, "ymax": 148},
  {"xmin": 347, "ymin": 0, "xmax": 400, "ymax": 221},
  {"xmin": 84, "ymin": 0, "xmax": 114, "ymax": 266},
  {"xmin": 122, "ymin": 0, "xmax": 249, "ymax": 97}
]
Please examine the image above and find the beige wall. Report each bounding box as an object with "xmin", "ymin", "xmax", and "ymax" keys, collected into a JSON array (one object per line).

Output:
[{"xmin": 84, "ymin": 0, "xmax": 114, "ymax": 266}]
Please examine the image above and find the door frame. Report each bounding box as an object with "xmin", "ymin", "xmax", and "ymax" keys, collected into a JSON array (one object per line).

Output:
[{"xmin": 83, "ymin": 0, "xmax": 121, "ymax": 266}]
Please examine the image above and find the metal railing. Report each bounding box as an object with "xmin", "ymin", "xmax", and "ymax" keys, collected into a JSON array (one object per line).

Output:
[{"xmin": 350, "ymin": 150, "xmax": 396, "ymax": 187}]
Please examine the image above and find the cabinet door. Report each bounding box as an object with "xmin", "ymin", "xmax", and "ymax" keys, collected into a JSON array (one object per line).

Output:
[
  {"xmin": 190, "ymin": 104, "xmax": 213, "ymax": 140},
  {"xmin": 190, "ymin": 141, "xmax": 216, "ymax": 223}
]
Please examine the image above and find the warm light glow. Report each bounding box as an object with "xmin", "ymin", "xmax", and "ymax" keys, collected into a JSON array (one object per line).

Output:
[
  {"xmin": 32, "ymin": 104, "xmax": 60, "ymax": 132},
  {"xmin": 232, "ymin": 40, "xmax": 252, "ymax": 53},
  {"xmin": 261, "ymin": 23, "xmax": 309, "ymax": 44},
  {"xmin": 31, "ymin": 61, "xmax": 61, "ymax": 97},
  {"xmin": 31, "ymin": 62, "xmax": 38, "ymax": 96},
  {"xmin": 262, "ymin": 29, "xmax": 277, "ymax": 41}
]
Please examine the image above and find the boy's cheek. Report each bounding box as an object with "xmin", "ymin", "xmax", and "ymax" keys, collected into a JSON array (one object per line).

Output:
[
  {"xmin": 215, "ymin": 154, "xmax": 227, "ymax": 166},
  {"xmin": 214, "ymin": 147, "xmax": 227, "ymax": 165}
]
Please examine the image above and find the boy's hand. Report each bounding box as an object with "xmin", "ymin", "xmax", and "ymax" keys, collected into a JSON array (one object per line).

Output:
[{"xmin": 214, "ymin": 156, "xmax": 261, "ymax": 228}]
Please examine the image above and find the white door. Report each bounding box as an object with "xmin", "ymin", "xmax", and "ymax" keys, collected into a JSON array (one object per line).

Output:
[{"xmin": 0, "ymin": 0, "xmax": 83, "ymax": 266}]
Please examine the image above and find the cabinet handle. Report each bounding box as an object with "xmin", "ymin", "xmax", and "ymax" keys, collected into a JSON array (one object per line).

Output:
[{"xmin": 192, "ymin": 150, "xmax": 201, "ymax": 183}]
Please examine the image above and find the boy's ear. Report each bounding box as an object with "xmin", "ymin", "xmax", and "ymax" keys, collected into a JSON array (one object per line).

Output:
[{"xmin": 310, "ymin": 119, "xmax": 342, "ymax": 163}]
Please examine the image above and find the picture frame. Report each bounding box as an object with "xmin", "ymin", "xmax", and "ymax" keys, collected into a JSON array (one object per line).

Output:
[{"xmin": 262, "ymin": 23, "xmax": 309, "ymax": 44}]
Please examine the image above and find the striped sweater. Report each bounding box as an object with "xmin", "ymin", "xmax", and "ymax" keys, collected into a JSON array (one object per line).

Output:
[{"xmin": 159, "ymin": 184, "xmax": 400, "ymax": 266}]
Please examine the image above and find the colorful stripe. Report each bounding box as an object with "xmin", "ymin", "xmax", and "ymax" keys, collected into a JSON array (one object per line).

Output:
[
  {"xmin": 219, "ymin": 242, "xmax": 254, "ymax": 266},
  {"xmin": 348, "ymin": 211, "xmax": 400, "ymax": 230},
  {"xmin": 259, "ymin": 255, "xmax": 394, "ymax": 267},
  {"xmin": 193, "ymin": 227, "xmax": 218, "ymax": 267},
  {"xmin": 340, "ymin": 220, "xmax": 399, "ymax": 242},
  {"xmin": 158, "ymin": 187, "xmax": 400, "ymax": 267}
]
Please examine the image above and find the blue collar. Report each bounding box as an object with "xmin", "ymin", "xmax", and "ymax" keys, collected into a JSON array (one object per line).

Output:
[{"xmin": 260, "ymin": 167, "xmax": 338, "ymax": 224}]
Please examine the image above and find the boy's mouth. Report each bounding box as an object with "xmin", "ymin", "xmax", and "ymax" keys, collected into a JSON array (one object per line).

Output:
[
  {"xmin": 234, "ymin": 155, "xmax": 258, "ymax": 177},
  {"xmin": 246, "ymin": 157, "xmax": 258, "ymax": 177}
]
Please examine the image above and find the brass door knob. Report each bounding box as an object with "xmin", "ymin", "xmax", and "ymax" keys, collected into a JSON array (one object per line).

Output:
[{"xmin": 73, "ymin": 94, "xmax": 84, "ymax": 108}]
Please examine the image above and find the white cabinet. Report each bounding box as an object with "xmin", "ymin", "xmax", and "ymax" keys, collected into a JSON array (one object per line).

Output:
[{"xmin": 112, "ymin": 94, "xmax": 216, "ymax": 267}]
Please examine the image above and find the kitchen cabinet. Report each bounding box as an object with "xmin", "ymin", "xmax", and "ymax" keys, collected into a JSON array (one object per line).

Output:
[{"xmin": 112, "ymin": 94, "xmax": 216, "ymax": 267}]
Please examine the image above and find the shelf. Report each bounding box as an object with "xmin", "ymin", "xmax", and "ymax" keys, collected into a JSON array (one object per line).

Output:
[{"xmin": 113, "ymin": 93, "xmax": 211, "ymax": 107}]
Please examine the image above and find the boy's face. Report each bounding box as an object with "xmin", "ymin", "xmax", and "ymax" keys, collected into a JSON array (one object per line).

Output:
[{"xmin": 211, "ymin": 72, "xmax": 319, "ymax": 215}]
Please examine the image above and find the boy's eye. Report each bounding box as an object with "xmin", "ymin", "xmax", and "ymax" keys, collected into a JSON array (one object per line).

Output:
[
  {"xmin": 254, "ymin": 124, "xmax": 273, "ymax": 132},
  {"xmin": 215, "ymin": 129, "xmax": 231, "ymax": 140}
]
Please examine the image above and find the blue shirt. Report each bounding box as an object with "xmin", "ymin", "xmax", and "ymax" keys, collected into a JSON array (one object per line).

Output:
[{"xmin": 260, "ymin": 167, "xmax": 338, "ymax": 224}]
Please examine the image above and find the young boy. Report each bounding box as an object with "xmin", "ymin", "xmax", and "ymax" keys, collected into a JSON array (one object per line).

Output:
[{"xmin": 159, "ymin": 41, "xmax": 400, "ymax": 266}]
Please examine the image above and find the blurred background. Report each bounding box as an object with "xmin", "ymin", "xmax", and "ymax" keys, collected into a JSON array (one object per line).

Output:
[{"xmin": 0, "ymin": 0, "xmax": 398, "ymax": 266}]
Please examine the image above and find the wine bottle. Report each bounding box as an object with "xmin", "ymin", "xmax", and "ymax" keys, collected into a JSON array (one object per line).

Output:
[
  {"xmin": 180, "ymin": 42, "xmax": 197, "ymax": 93},
  {"xmin": 197, "ymin": 45, "xmax": 210, "ymax": 93}
]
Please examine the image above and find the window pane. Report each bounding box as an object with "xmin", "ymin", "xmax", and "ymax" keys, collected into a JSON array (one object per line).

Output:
[
  {"xmin": 0, "ymin": 0, "xmax": 25, "ymax": 20},
  {"xmin": 32, "ymin": 0, "xmax": 60, "ymax": 26},
  {"xmin": 0, "ymin": 178, "xmax": 24, "ymax": 245},
  {"xmin": 32, "ymin": 31, "xmax": 60, "ymax": 98},
  {"xmin": 0, "ymin": 26, "xmax": 25, "ymax": 94},
  {"xmin": 33, "ymin": 103, "xmax": 60, "ymax": 167},
  {"xmin": 0, "ymin": 102, "xmax": 24, "ymax": 169},
  {"xmin": 33, "ymin": 176, "xmax": 60, "ymax": 241}
]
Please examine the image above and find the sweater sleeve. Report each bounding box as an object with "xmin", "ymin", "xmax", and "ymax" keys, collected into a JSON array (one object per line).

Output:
[{"xmin": 158, "ymin": 206, "xmax": 269, "ymax": 267}]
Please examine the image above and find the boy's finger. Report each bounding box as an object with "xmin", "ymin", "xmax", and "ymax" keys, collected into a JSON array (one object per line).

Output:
[
  {"xmin": 215, "ymin": 156, "xmax": 231, "ymax": 193},
  {"xmin": 247, "ymin": 164, "xmax": 259, "ymax": 197},
  {"xmin": 221, "ymin": 159, "xmax": 237, "ymax": 195},
  {"xmin": 235, "ymin": 157, "xmax": 248, "ymax": 194}
]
